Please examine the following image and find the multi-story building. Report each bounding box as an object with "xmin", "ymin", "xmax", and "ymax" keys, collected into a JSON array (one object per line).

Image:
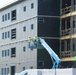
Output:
[
  {"xmin": 0, "ymin": 0, "xmax": 60, "ymax": 75},
  {"xmin": 60, "ymin": 0, "xmax": 76, "ymax": 68}
]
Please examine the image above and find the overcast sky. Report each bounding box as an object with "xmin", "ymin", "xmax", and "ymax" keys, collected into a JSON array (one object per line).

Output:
[{"xmin": 0, "ymin": 0, "xmax": 17, "ymax": 8}]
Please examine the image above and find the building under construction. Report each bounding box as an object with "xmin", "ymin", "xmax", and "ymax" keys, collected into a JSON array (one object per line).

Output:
[{"xmin": 60, "ymin": 0, "xmax": 76, "ymax": 68}]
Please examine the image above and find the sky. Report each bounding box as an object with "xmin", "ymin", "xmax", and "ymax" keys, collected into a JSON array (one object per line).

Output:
[{"xmin": 0, "ymin": 0, "xmax": 17, "ymax": 8}]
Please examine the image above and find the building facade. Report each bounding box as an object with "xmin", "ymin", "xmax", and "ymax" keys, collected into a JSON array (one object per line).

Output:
[
  {"xmin": 60, "ymin": 0, "xmax": 76, "ymax": 68},
  {"xmin": 0, "ymin": 0, "xmax": 60, "ymax": 75}
]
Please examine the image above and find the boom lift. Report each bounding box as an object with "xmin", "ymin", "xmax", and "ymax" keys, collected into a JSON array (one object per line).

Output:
[
  {"xmin": 29, "ymin": 37, "xmax": 61, "ymax": 69},
  {"xmin": 16, "ymin": 37, "xmax": 61, "ymax": 75}
]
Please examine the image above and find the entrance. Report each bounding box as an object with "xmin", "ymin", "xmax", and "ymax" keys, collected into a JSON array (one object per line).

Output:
[{"xmin": 10, "ymin": 66, "xmax": 15, "ymax": 75}]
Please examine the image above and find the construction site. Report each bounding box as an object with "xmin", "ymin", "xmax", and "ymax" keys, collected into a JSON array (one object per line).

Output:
[{"xmin": 0, "ymin": 0, "xmax": 76, "ymax": 75}]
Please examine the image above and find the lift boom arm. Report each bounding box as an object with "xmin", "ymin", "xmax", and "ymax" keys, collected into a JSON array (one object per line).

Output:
[{"xmin": 38, "ymin": 38, "xmax": 61, "ymax": 68}]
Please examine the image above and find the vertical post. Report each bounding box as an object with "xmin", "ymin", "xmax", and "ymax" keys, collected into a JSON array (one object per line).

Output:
[
  {"xmin": 60, "ymin": 0, "xmax": 62, "ymax": 58},
  {"xmin": 60, "ymin": 0, "xmax": 62, "ymax": 36}
]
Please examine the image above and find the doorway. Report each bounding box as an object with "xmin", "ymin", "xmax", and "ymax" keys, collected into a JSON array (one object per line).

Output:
[{"xmin": 10, "ymin": 66, "xmax": 15, "ymax": 75}]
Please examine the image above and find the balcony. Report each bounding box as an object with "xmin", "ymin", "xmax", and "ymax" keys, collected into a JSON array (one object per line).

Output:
[
  {"xmin": 62, "ymin": 6, "xmax": 72, "ymax": 15},
  {"xmin": 61, "ymin": 51, "xmax": 72, "ymax": 58},
  {"xmin": 61, "ymin": 28, "xmax": 71, "ymax": 36}
]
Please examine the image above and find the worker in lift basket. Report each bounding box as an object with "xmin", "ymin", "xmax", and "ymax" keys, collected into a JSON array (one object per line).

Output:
[
  {"xmin": 34, "ymin": 36, "xmax": 38, "ymax": 42},
  {"xmin": 33, "ymin": 36, "xmax": 38, "ymax": 47}
]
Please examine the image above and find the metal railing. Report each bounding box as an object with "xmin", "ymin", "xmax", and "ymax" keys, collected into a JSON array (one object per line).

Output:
[
  {"xmin": 61, "ymin": 51, "xmax": 72, "ymax": 58},
  {"xmin": 61, "ymin": 28, "xmax": 71, "ymax": 36},
  {"xmin": 62, "ymin": 6, "xmax": 72, "ymax": 15}
]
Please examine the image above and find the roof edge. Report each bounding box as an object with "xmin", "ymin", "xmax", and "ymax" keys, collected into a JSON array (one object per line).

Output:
[{"xmin": 0, "ymin": 0, "xmax": 26, "ymax": 11}]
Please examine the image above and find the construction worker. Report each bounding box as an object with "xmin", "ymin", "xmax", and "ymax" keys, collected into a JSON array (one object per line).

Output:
[
  {"xmin": 33, "ymin": 36, "xmax": 38, "ymax": 47},
  {"xmin": 35, "ymin": 36, "xmax": 38, "ymax": 42},
  {"xmin": 33, "ymin": 36, "xmax": 38, "ymax": 42}
]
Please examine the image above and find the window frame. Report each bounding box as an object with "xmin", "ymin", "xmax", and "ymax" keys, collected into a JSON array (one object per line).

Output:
[
  {"xmin": 23, "ymin": 46, "xmax": 26, "ymax": 52},
  {"xmin": 23, "ymin": 26, "xmax": 26, "ymax": 32},
  {"xmin": 31, "ymin": 24, "xmax": 34, "ymax": 30},
  {"xmin": 8, "ymin": 31, "xmax": 10, "ymax": 38},
  {"xmin": 11, "ymin": 28, "xmax": 16, "ymax": 39},
  {"xmin": 23, "ymin": 6, "xmax": 26, "ymax": 12},
  {"xmin": 5, "ymin": 14, "xmax": 7, "ymax": 21},
  {"xmin": 2, "ymin": 33, "xmax": 4, "ymax": 39},
  {"xmin": 8, "ymin": 13, "xmax": 10, "ymax": 20},
  {"xmin": 2, "ymin": 15, "xmax": 4, "ymax": 22},
  {"xmin": 39, "ymin": 17, "xmax": 45, "ymax": 23},
  {"xmin": 11, "ymin": 47, "xmax": 16, "ymax": 57},
  {"xmin": 31, "ymin": 3, "xmax": 34, "ymax": 9},
  {"xmin": 5, "ymin": 32, "xmax": 7, "ymax": 39},
  {"xmin": 11, "ymin": 9, "xmax": 16, "ymax": 21},
  {"xmin": 38, "ymin": 61, "xmax": 44, "ymax": 67},
  {"xmin": 22, "ymin": 67, "xmax": 25, "ymax": 71}
]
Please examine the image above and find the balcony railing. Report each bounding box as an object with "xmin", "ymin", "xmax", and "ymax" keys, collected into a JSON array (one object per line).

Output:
[
  {"xmin": 61, "ymin": 28, "xmax": 71, "ymax": 36},
  {"xmin": 61, "ymin": 51, "xmax": 72, "ymax": 58},
  {"xmin": 62, "ymin": 6, "xmax": 72, "ymax": 15}
]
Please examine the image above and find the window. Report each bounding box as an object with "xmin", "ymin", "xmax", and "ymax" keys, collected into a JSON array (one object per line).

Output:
[
  {"xmin": 73, "ymin": 0, "xmax": 75, "ymax": 5},
  {"xmin": 7, "ymin": 68, "xmax": 9, "ymax": 74},
  {"xmin": 2, "ymin": 15, "xmax": 4, "ymax": 22},
  {"xmin": 8, "ymin": 31, "xmax": 10, "ymax": 38},
  {"xmin": 2, "ymin": 33, "xmax": 4, "ymax": 39},
  {"xmin": 67, "ymin": 39, "xmax": 70, "ymax": 51},
  {"xmin": 23, "ymin": 46, "xmax": 26, "ymax": 52},
  {"xmin": 73, "ymin": 20, "xmax": 75, "ymax": 28},
  {"xmin": 6, "ymin": 50, "xmax": 9, "ymax": 56},
  {"xmin": 38, "ymin": 61, "xmax": 44, "ymax": 67},
  {"xmin": 23, "ymin": 6, "xmax": 26, "ymax": 12},
  {"xmin": 23, "ymin": 26, "xmax": 26, "ymax": 32},
  {"xmin": 72, "ymin": 39, "xmax": 75, "ymax": 51},
  {"xmin": 7, "ymin": 49, "xmax": 9, "ymax": 56},
  {"xmin": 2, "ymin": 50, "xmax": 9, "ymax": 57},
  {"xmin": 31, "ymin": 3, "xmax": 34, "ymax": 9},
  {"xmin": 62, "ymin": 20, "xmax": 65, "ymax": 30},
  {"xmin": 5, "ymin": 32, "xmax": 7, "ymax": 39},
  {"xmin": 67, "ymin": 20, "xmax": 70, "ymax": 29},
  {"xmin": 39, "ymin": 17, "xmax": 44, "ymax": 23},
  {"xmin": 1, "ymin": 68, "xmax": 3, "ymax": 75},
  {"xmin": 5, "ymin": 14, "xmax": 7, "ymax": 21},
  {"xmin": 4, "ymin": 68, "xmax": 6, "ymax": 75},
  {"xmin": 22, "ymin": 67, "xmax": 25, "ymax": 71},
  {"xmin": 5, "ymin": 50, "xmax": 7, "ymax": 56},
  {"xmin": 11, "ymin": 47, "xmax": 16, "ymax": 57},
  {"xmin": 10, "ymin": 66, "xmax": 15, "ymax": 75},
  {"xmin": 2, "ymin": 51, "xmax": 4, "ymax": 57},
  {"xmin": 11, "ymin": 28, "xmax": 16, "ymax": 39},
  {"xmin": 11, "ymin": 10, "xmax": 16, "ymax": 21},
  {"xmin": 73, "ymin": 43, "xmax": 75, "ymax": 51},
  {"xmin": 2, "ymin": 31, "xmax": 10, "ymax": 39},
  {"xmin": 1, "ymin": 68, "xmax": 9, "ymax": 75},
  {"xmin": 31, "ymin": 24, "xmax": 34, "ymax": 30},
  {"xmin": 30, "ymin": 66, "xmax": 33, "ymax": 69},
  {"xmin": 8, "ymin": 13, "xmax": 10, "ymax": 20},
  {"xmin": 61, "ymin": 40, "xmax": 65, "ymax": 51}
]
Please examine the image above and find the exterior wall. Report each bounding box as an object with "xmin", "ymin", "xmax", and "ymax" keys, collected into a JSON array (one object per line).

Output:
[
  {"xmin": 38, "ymin": 0, "xmax": 60, "ymax": 16},
  {"xmin": 0, "ymin": 41, "xmax": 37, "ymax": 73},
  {"xmin": 37, "ymin": 0, "xmax": 60, "ymax": 69},
  {"xmin": 0, "ymin": 0, "xmax": 38, "ymax": 74},
  {"xmin": 0, "ymin": 0, "xmax": 38, "ymax": 27},
  {"xmin": 0, "ymin": 18, "xmax": 37, "ymax": 45}
]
